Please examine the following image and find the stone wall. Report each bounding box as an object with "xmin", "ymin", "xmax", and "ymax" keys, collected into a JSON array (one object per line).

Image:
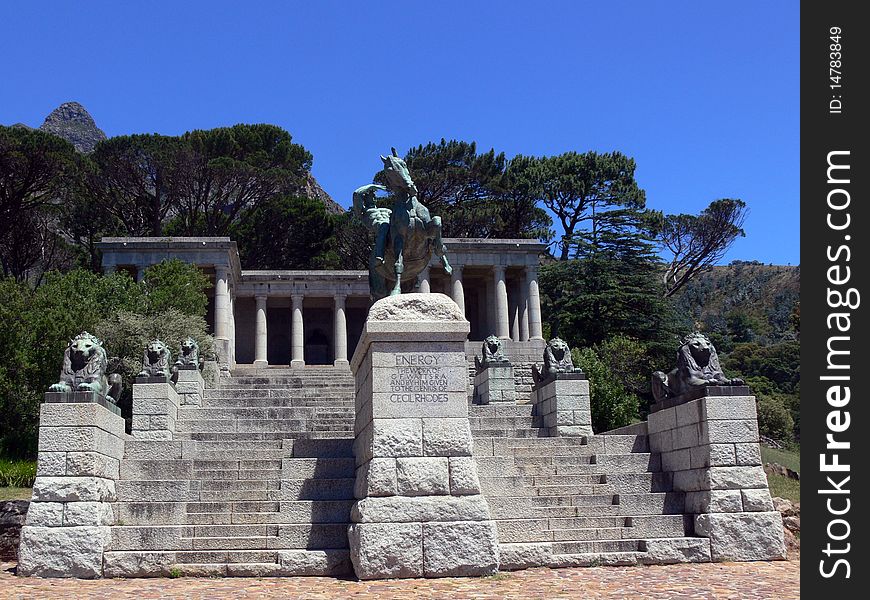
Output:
[
  {"xmin": 647, "ymin": 391, "xmax": 786, "ymax": 561},
  {"xmin": 531, "ymin": 375, "xmax": 592, "ymax": 436},
  {"xmin": 349, "ymin": 294, "xmax": 499, "ymax": 579},
  {"xmin": 18, "ymin": 398, "xmax": 125, "ymax": 577}
]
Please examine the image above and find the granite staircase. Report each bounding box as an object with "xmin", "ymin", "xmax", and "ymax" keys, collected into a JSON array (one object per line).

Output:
[
  {"xmin": 470, "ymin": 403, "xmax": 709, "ymax": 567},
  {"xmin": 103, "ymin": 368, "xmax": 358, "ymax": 577}
]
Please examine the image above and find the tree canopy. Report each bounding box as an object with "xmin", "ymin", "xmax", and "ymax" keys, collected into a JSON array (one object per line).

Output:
[{"xmin": 659, "ymin": 198, "xmax": 748, "ymax": 297}]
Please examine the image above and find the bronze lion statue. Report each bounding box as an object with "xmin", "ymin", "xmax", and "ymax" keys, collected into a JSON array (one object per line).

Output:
[
  {"xmin": 174, "ymin": 337, "xmax": 200, "ymax": 368},
  {"xmin": 532, "ymin": 337, "xmax": 582, "ymax": 385},
  {"xmin": 474, "ymin": 335, "xmax": 508, "ymax": 370},
  {"xmin": 651, "ymin": 332, "xmax": 744, "ymax": 402},
  {"xmin": 49, "ymin": 332, "xmax": 122, "ymax": 403},
  {"xmin": 138, "ymin": 339, "xmax": 172, "ymax": 379}
]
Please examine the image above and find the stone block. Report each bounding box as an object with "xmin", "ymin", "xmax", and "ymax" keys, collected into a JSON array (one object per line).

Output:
[
  {"xmin": 348, "ymin": 522, "xmax": 423, "ymax": 579},
  {"xmin": 672, "ymin": 424, "xmax": 701, "ymax": 450},
  {"xmin": 39, "ymin": 402, "xmax": 125, "ymax": 435},
  {"xmin": 641, "ymin": 537, "xmax": 711, "ymax": 564},
  {"xmin": 102, "ymin": 550, "xmax": 176, "ymax": 577},
  {"xmin": 555, "ymin": 425, "xmax": 592, "ymax": 437},
  {"xmin": 422, "ymin": 418, "xmax": 473, "ymax": 457},
  {"xmin": 703, "ymin": 396, "xmax": 757, "ymax": 421},
  {"xmin": 351, "ymin": 495, "xmax": 492, "ymax": 523},
  {"xmin": 370, "ymin": 391, "xmax": 469, "ymax": 419},
  {"xmin": 662, "ymin": 448, "xmax": 692, "ymax": 472},
  {"xmin": 63, "ymin": 502, "xmax": 114, "ymax": 526},
  {"xmin": 31, "ymin": 477, "xmax": 116, "ymax": 503},
  {"xmin": 685, "ymin": 490, "xmax": 743, "ymax": 514},
  {"xmin": 674, "ymin": 401, "xmax": 703, "ymax": 427},
  {"xmin": 741, "ymin": 489, "xmax": 774, "ymax": 512},
  {"xmin": 277, "ymin": 549, "xmax": 352, "ymax": 576},
  {"xmin": 67, "ymin": 452, "xmax": 120, "ymax": 479},
  {"xmin": 689, "ymin": 444, "xmax": 735, "ymax": 469},
  {"xmin": 694, "ymin": 512, "xmax": 786, "ymax": 561},
  {"xmin": 701, "ymin": 419, "xmax": 758, "ymax": 444},
  {"xmin": 648, "ymin": 406, "xmax": 676, "ymax": 434},
  {"xmin": 449, "ymin": 457, "xmax": 481, "ymax": 495},
  {"xmin": 422, "ymin": 521, "xmax": 499, "ymax": 577},
  {"xmin": 370, "ymin": 419, "xmax": 423, "ymax": 458},
  {"xmin": 498, "ymin": 542, "xmax": 553, "ymax": 570},
  {"xmin": 24, "ymin": 502, "xmax": 64, "ymax": 526},
  {"xmin": 18, "ymin": 525, "xmax": 111, "ymax": 578},
  {"xmin": 396, "ymin": 457, "xmax": 450, "ymax": 496},
  {"xmin": 37, "ymin": 427, "xmax": 124, "ymax": 457},
  {"xmin": 37, "ymin": 452, "xmax": 66, "ymax": 477},
  {"xmin": 131, "ymin": 430, "xmax": 173, "ymax": 441},
  {"xmin": 708, "ymin": 466, "xmax": 768, "ymax": 490},
  {"xmin": 125, "ymin": 441, "xmax": 183, "ymax": 460},
  {"xmin": 354, "ymin": 458, "xmax": 397, "ymax": 498},
  {"xmin": 734, "ymin": 443, "xmax": 762, "ymax": 466},
  {"xmin": 672, "ymin": 468, "xmax": 709, "ymax": 492}
]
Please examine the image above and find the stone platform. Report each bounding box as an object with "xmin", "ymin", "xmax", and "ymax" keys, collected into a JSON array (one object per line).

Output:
[{"xmin": 17, "ymin": 325, "xmax": 783, "ymax": 577}]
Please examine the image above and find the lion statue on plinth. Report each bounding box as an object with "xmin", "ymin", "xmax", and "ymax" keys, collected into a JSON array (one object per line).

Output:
[
  {"xmin": 49, "ymin": 332, "xmax": 122, "ymax": 403},
  {"xmin": 531, "ymin": 337, "xmax": 583, "ymax": 385},
  {"xmin": 474, "ymin": 335, "xmax": 508, "ymax": 370},
  {"xmin": 651, "ymin": 332, "xmax": 744, "ymax": 402},
  {"xmin": 174, "ymin": 337, "xmax": 200, "ymax": 368},
  {"xmin": 138, "ymin": 339, "xmax": 172, "ymax": 379}
]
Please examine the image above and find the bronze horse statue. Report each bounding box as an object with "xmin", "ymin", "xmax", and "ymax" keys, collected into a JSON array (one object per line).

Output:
[{"xmin": 354, "ymin": 148, "xmax": 452, "ymax": 301}]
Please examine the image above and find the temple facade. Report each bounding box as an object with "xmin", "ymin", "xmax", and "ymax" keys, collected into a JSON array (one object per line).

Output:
[{"xmin": 96, "ymin": 237, "xmax": 547, "ymax": 370}]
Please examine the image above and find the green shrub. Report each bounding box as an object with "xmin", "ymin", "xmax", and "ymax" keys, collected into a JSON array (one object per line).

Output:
[
  {"xmin": 0, "ymin": 459, "xmax": 37, "ymax": 488},
  {"xmin": 573, "ymin": 347, "xmax": 640, "ymax": 432},
  {"xmin": 0, "ymin": 261, "xmax": 212, "ymax": 457},
  {"xmin": 757, "ymin": 393, "xmax": 795, "ymax": 443}
]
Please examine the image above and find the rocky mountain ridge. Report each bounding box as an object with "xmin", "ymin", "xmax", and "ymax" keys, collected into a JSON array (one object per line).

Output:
[{"xmin": 10, "ymin": 102, "xmax": 341, "ymax": 211}]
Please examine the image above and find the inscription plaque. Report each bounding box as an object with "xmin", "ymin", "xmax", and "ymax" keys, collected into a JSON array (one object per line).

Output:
[{"xmin": 370, "ymin": 351, "xmax": 468, "ymax": 418}]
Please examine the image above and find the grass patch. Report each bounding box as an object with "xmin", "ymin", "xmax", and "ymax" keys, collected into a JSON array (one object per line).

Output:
[
  {"xmin": 0, "ymin": 459, "xmax": 36, "ymax": 488},
  {"xmin": 767, "ymin": 473, "xmax": 800, "ymax": 503},
  {"xmin": 0, "ymin": 487, "xmax": 33, "ymax": 501},
  {"xmin": 761, "ymin": 446, "xmax": 800, "ymax": 473}
]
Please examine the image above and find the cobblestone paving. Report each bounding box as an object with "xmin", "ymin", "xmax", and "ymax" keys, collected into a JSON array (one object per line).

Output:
[{"xmin": 1, "ymin": 560, "xmax": 799, "ymax": 599}]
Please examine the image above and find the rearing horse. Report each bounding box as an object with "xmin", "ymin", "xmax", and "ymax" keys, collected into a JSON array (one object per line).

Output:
[{"xmin": 354, "ymin": 148, "xmax": 452, "ymax": 301}]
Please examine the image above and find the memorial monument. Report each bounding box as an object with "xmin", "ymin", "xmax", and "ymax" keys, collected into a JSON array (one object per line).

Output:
[
  {"xmin": 14, "ymin": 150, "xmax": 785, "ymax": 580},
  {"xmin": 353, "ymin": 148, "xmax": 453, "ymax": 301}
]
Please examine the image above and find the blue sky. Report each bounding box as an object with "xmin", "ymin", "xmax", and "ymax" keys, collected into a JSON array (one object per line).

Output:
[{"xmin": 1, "ymin": 1, "xmax": 799, "ymax": 265}]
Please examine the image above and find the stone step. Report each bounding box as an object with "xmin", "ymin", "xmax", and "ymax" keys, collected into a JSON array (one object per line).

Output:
[
  {"xmin": 180, "ymin": 448, "xmax": 286, "ymax": 460},
  {"xmin": 121, "ymin": 459, "xmax": 284, "ymax": 480},
  {"xmin": 109, "ymin": 523, "xmax": 349, "ymax": 551},
  {"xmin": 203, "ymin": 398, "xmax": 354, "ymax": 408},
  {"xmin": 179, "ymin": 407, "xmax": 354, "ymax": 420},
  {"xmin": 529, "ymin": 494, "xmax": 618, "ymax": 508},
  {"xmin": 290, "ymin": 438, "xmax": 354, "ymax": 458},
  {"xmin": 176, "ymin": 419, "xmax": 308, "ymax": 434},
  {"xmin": 281, "ymin": 478, "xmax": 355, "ymax": 501},
  {"xmin": 283, "ymin": 458, "xmax": 356, "ymax": 479},
  {"xmin": 469, "ymin": 404, "xmax": 536, "ymax": 417},
  {"xmin": 176, "ymin": 433, "xmax": 308, "ymax": 442},
  {"xmin": 552, "ymin": 539, "xmax": 643, "ymax": 554},
  {"xmin": 104, "ymin": 547, "xmax": 355, "ymax": 577},
  {"xmin": 473, "ymin": 428, "xmax": 549, "ymax": 438},
  {"xmin": 468, "ymin": 416, "xmax": 544, "ymax": 430}
]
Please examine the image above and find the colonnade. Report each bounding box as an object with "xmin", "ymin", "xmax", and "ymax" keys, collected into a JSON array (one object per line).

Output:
[{"xmin": 213, "ymin": 264, "xmax": 543, "ymax": 368}]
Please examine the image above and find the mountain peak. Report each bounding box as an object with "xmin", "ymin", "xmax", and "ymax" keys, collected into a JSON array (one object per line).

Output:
[{"xmin": 39, "ymin": 101, "xmax": 107, "ymax": 153}]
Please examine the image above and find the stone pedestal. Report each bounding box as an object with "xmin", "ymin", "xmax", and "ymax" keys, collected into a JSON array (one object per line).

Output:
[
  {"xmin": 647, "ymin": 389, "xmax": 786, "ymax": 561},
  {"xmin": 473, "ymin": 363, "xmax": 516, "ymax": 404},
  {"xmin": 18, "ymin": 396, "xmax": 125, "ymax": 578},
  {"xmin": 131, "ymin": 382, "xmax": 180, "ymax": 440},
  {"xmin": 532, "ymin": 374, "xmax": 592, "ymax": 436},
  {"xmin": 173, "ymin": 366, "xmax": 205, "ymax": 406},
  {"xmin": 349, "ymin": 294, "xmax": 499, "ymax": 579}
]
